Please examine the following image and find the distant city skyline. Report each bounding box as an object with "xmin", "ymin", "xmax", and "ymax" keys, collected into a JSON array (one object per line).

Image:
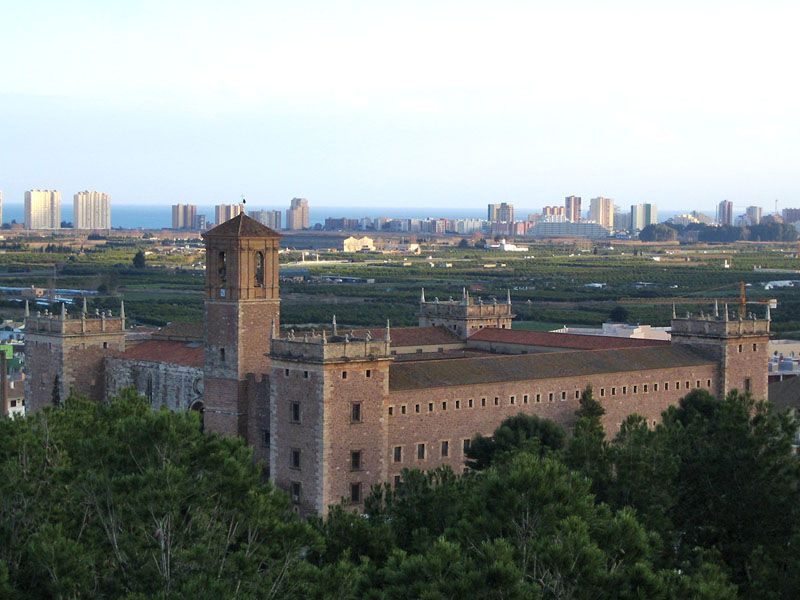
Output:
[{"xmin": 2, "ymin": 2, "xmax": 799, "ymax": 212}]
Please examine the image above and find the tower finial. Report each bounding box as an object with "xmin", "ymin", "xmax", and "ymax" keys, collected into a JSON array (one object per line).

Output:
[
  {"xmin": 120, "ymin": 300, "xmax": 126, "ymax": 329},
  {"xmin": 82, "ymin": 296, "xmax": 88, "ymax": 315},
  {"xmin": 420, "ymin": 287, "xmax": 426, "ymax": 303},
  {"xmin": 385, "ymin": 319, "xmax": 391, "ymax": 342},
  {"xmin": 270, "ymin": 318, "xmax": 276, "ymax": 339},
  {"xmin": 462, "ymin": 287, "xmax": 467, "ymax": 304},
  {"xmin": 714, "ymin": 299, "xmax": 719, "ymax": 318},
  {"xmin": 672, "ymin": 303, "xmax": 676, "ymax": 319},
  {"xmin": 724, "ymin": 303, "xmax": 729, "ymax": 322},
  {"xmin": 60, "ymin": 302, "xmax": 66, "ymax": 320},
  {"xmin": 507, "ymin": 289, "xmax": 512, "ymax": 305},
  {"xmin": 24, "ymin": 300, "xmax": 30, "ymax": 318},
  {"xmin": 766, "ymin": 303, "xmax": 771, "ymax": 322},
  {"xmin": 332, "ymin": 314, "xmax": 338, "ymax": 336}
]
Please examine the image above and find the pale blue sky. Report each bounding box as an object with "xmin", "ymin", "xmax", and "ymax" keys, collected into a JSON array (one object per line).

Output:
[{"xmin": 2, "ymin": 0, "xmax": 798, "ymax": 213}]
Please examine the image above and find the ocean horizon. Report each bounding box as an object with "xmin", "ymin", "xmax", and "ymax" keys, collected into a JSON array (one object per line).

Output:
[{"xmin": 1, "ymin": 202, "xmax": 707, "ymax": 230}]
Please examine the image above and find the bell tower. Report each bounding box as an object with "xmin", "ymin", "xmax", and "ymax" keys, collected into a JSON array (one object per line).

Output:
[{"xmin": 202, "ymin": 214, "xmax": 280, "ymax": 442}]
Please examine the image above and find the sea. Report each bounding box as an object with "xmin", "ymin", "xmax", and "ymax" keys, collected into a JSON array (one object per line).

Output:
[{"xmin": 1, "ymin": 203, "xmax": 699, "ymax": 230}]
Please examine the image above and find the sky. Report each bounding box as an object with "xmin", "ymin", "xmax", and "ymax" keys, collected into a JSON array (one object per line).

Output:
[{"xmin": 2, "ymin": 0, "xmax": 799, "ymax": 214}]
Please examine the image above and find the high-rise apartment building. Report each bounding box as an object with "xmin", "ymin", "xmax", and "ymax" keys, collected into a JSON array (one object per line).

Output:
[
  {"xmin": 745, "ymin": 206, "xmax": 762, "ymax": 226},
  {"xmin": 25, "ymin": 190, "xmax": 61, "ymax": 229},
  {"xmin": 717, "ymin": 200, "xmax": 733, "ymax": 226},
  {"xmin": 249, "ymin": 210, "xmax": 282, "ymax": 230},
  {"xmin": 782, "ymin": 208, "xmax": 800, "ymax": 224},
  {"xmin": 630, "ymin": 203, "xmax": 658, "ymax": 231},
  {"xmin": 589, "ymin": 197, "xmax": 615, "ymax": 229},
  {"xmin": 487, "ymin": 202, "xmax": 514, "ymax": 223},
  {"xmin": 172, "ymin": 204, "xmax": 198, "ymax": 230},
  {"xmin": 215, "ymin": 203, "xmax": 245, "ymax": 226},
  {"xmin": 73, "ymin": 191, "xmax": 111, "ymax": 229},
  {"xmin": 565, "ymin": 196, "xmax": 582, "ymax": 222},
  {"xmin": 285, "ymin": 198, "xmax": 310, "ymax": 230}
]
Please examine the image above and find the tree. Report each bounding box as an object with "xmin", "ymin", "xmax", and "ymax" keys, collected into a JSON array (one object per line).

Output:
[
  {"xmin": 565, "ymin": 386, "xmax": 611, "ymax": 499},
  {"xmin": 609, "ymin": 305, "xmax": 629, "ymax": 323},
  {"xmin": 466, "ymin": 412, "xmax": 566, "ymax": 470},
  {"xmin": 132, "ymin": 250, "xmax": 146, "ymax": 269},
  {"xmin": 457, "ymin": 238, "xmax": 470, "ymax": 248},
  {"xmin": 639, "ymin": 223, "xmax": 678, "ymax": 242}
]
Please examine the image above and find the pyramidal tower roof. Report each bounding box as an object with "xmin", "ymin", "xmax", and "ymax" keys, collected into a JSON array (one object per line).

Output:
[{"xmin": 202, "ymin": 213, "xmax": 281, "ymax": 239}]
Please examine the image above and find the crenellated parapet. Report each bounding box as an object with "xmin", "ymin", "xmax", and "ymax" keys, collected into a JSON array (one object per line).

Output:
[
  {"xmin": 418, "ymin": 287, "xmax": 515, "ymax": 339},
  {"xmin": 25, "ymin": 309, "xmax": 125, "ymax": 336},
  {"xmin": 271, "ymin": 330, "xmax": 392, "ymax": 364}
]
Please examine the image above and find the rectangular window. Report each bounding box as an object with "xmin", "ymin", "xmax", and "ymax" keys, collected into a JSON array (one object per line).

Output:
[
  {"xmin": 366, "ymin": 369, "xmax": 372, "ymax": 377},
  {"xmin": 685, "ymin": 381, "xmax": 690, "ymax": 389},
  {"xmin": 707, "ymin": 379, "xmax": 712, "ymax": 387},
  {"xmin": 455, "ymin": 399, "xmax": 461, "ymax": 409},
  {"xmin": 417, "ymin": 443, "xmax": 426, "ymax": 460},
  {"xmin": 633, "ymin": 385, "xmax": 638, "ymax": 393},
  {"xmin": 401, "ymin": 405, "xmax": 407, "ymax": 415},
  {"xmin": 665, "ymin": 382, "xmax": 669, "ymax": 391},
  {"xmin": 291, "ymin": 448, "xmax": 301, "ymax": 469},
  {"xmin": 481, "ymin": 398, "xmax": 486, "ymax": 407},
  {"xmin": 303, "ymin": 370, "xmax": 308, "ymax": 379},
  {"xmin": 350, "ymin": 483, "xmax": 361, "ymax": 503},
  {"xmin": 285, "ymin": 368, "xmax": 289, "ymax": 377},
  {"xmin": 738, "ymin": 344, "xmax": 743, "ymax": 353},
  {"xmin": 415, "ymin": 404, "xmax": 420, "ymax": 413},
  {"xmin": 394, "ymin": 475, "xmax": 401, "ymax": 487},
  {"xmin": 388, "ymin": 406, "xmax": 394, "ymax": 416},
  {"xmin": 696, "ymin": 380, "xmax": 701, "ymax": 388},
  {"xmin": 351, "ymin": 402, "xmax": 362, "ymax": 423},
  {"xmin": 561, "ymin": 391, "xmax": 567, "ymax": 400},
  {"xmin": 643, "ymin": 384, "xmax": 648, "ymax": 393},
  {"xmin": 351, "ymin": 450, "xmax": 362, "ymax": 471},
  {"xmin": 463, "ymin": 438, "xmax": 471, "ymax": 452},
  {"xmin": 536, "ymin": 393, "xmax": 541, "ymax": 403},
  {"xmin": 654, "ymin": 383, "xmax": 659, "ymax": 392},
  {"xmin": 510, "ymin": 395, "xmax": 516, "ymax": 405},
  {"xmin": 468, "ymin": 398, "xmax": 474, "ymax": 408},
  {"xmin": 548, "ymin": 392, "xmax": 554, "ymax": 402},
  {"xmin": 442, "ymin": 401, "xmax": 447, "ymax": 411},
  {"xmin": 428, "ymin": 402, "xmax": 434, "ymax": 412},
  {"xmin": 441, "ymin": 440, "xmax": 449, "ymax": 457},
  {"xmin": 611, "ymin": 387, "xmax": 616, "ymax": 396},
  {"xmin": 342, "ymin": 370, "xmax": 349, "ymax": 380},
  {"xmin": 622, "ymin": 386, "xmax": 627, "ymax": 394},
  {"xmin": 600, "ymin": 388, "xmax": 605, "ymax": 397},
  {"xmin": 494, "ymin": 397, "xmax": 499, "ymax": 406},
  {"xmin": 291, "ymin": 402, "xmax": 300, "ymax": 423},
  {"xmin": 676, "ymin": 382, "xmax": 680, "ymax": 390},
  {"xmin": 263, "ymin": 429, "xmax": 270, "ymax": 447},
  {"xmin": 523, "ymin": 394, "xmax": 529, "ymax": 404},
  {"xmin": 291, "ymin": 482, "xmax": 301, "ymax": 503},
  {"xmin": 753, "ymin": 343, "xmax": 757, "ymax": 352},
  {"xmin": 745, "ymin": 377, "xmax": 752, "ymax": 392},
  {"xmin": 393, "ymin": 446, "xmax": 402, "ymax": 462}
]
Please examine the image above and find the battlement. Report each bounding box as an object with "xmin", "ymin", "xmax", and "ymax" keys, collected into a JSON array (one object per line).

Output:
[
  {"xmin": 418, "ymin": 288, "xmax": 515, "ymax": 339},
  {"xmin": 671, "ymin": 311, "xmax": 770, "ymax": 339},
  {"xmin": 25, "ymin": 308, "xmax": 125, "ymax": 336},
  {"xmin": 270, "ymin": 330, "xmax": 392, "ymax": 364}
]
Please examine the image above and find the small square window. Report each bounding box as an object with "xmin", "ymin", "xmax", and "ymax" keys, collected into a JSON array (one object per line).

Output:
[
  {"xmin": 291, "ymin": 402, "xmax": 300, "ymax": 423},
  {"xmin": 351, "ymin": 402, "xmax": 362, "ymax": 423},
  {"xmin": 103, "ymin": 341, "xmax": 108, "ymax": 349},
  {"xmin": 342, "ymin": 371, "xmax": 348, "ymax": 379},
  {"xmin": 417, "ymin": 443, "xmax": 426, "ymax": 460},
  {"xmin": 351, "ymin": 450, "xmax": 362, "ymax": 471},
  {"xmin": 350, "ymin": 483, "xmax": 362, "ymax": 503},
  {"xmin": 291, "ymin": 448, "xmax": 301, "ymax": 469},
  {"xmin": 393, "ymin": 446, "xmax": 402, "ymax": 462},
  {"xmin": 463, "ymin": 438, "xmax": 471, "ymax": 452},
  {"xmin": 441, "ymin": 440, "xmax": 449, "ymax": 457}
]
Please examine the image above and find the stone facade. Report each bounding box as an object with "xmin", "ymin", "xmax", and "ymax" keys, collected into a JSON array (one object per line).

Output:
[
  {"xmin": 105, "ymin": 356, "xmax": 203, "ymax": 412},
  {"xmin": 418, "ymin": 289, "xmax": 514, "ymax": 339}
]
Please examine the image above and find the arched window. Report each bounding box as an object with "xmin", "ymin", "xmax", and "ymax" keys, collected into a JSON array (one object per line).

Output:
[
  {"xmin": 218, "ymin": 251, "xmax": 227, "ymax": 282},
  {"xmin": 255, "ymin": 251, "xmax": 264, "ymax": 286}
]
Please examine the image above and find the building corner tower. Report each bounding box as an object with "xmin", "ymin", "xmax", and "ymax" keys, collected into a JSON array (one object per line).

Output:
[{"xmin": 202, "ymin": 214, "xmax": 280, "ymax": 458}]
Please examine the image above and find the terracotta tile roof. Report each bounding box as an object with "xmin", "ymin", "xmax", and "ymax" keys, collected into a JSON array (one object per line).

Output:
[
  {"xmin": 349, "ymin": 326, "xmax": 463, "ymax": 347},
  {"xmin": 468, "ymin": 328, "xmax": 669, "ymax": 350},
  {"xmin": 120, "ymin": 340, "xmax": 204, "ymax": 368},
  {"xmin": 389, "ymin": 345, "xmax": 713, "ymax": 391},
  {"xmin": 152, "ymin": 322, "xmax": 204, "ymax": 341},
  {"xmin": 201, "ymin": 214, "xmax": 280, "ymax": 239}
]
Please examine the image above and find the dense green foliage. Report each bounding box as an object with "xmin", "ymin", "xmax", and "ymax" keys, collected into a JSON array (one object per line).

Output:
[{"xmin": 3, "ymin": 387, "xmax": 798, "ymax": 598}]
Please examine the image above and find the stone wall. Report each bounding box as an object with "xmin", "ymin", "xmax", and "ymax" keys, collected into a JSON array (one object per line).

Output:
[{"xmin": 105, "ymin": 356, "xmax": 203, "ymax": 411}]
